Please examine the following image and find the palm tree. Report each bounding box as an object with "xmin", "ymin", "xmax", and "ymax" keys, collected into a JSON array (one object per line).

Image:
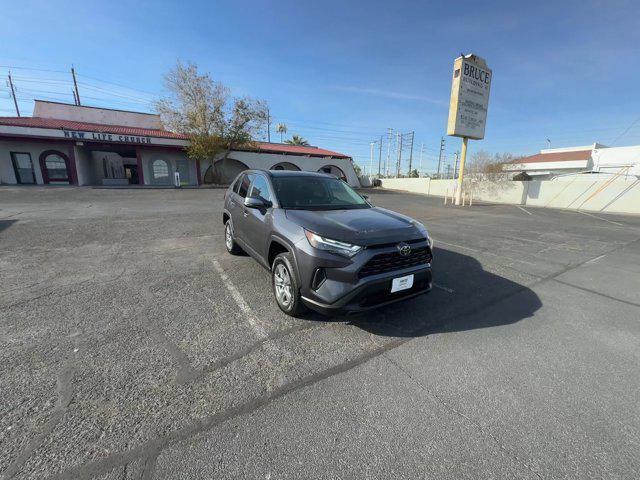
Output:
[
  {"xmin": 276, "ymin": 123, "xmax": 287, "ymax": 143},
  {"xmin": 285, "ymin": 135, "xmax": 310, "ymax": 146}
]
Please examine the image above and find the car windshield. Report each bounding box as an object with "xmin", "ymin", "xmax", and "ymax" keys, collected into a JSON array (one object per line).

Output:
[{"xmin": 272, "ymin": 176, "xmax": 370, "ymax": 210}]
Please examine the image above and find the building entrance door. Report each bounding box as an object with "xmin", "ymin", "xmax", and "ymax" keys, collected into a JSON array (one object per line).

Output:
[
  {"xmin": 176, "ymin": 159, "xmax": 190, "ymax": 186},
  {"xmin": 124, "ymin": 165, "xmax": 138, "ymax": 184}
]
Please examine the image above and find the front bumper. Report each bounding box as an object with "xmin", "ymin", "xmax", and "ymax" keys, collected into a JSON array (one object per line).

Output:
[
  {"xmin": 293, "ymin": 234, "xmax": 433, "ymax": 315},
  {"xmin": 301, "ymin": 266, "xmax": 432, "ymax": 315}
]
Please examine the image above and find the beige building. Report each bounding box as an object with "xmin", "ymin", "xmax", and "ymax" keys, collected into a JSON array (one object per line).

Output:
[{"xmin": 0, "ymin": 100, "xmax": 359, "ymax": 187}]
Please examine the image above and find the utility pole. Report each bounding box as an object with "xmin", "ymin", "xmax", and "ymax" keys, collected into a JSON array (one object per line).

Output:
[
  {"xmin": 396, "ymin": 133, "xmax": 403, "ymax": 178},
  {"xmin": 437, "ymin": 137, "xmax": 445, "ymax": 178},
  {"xmin": 369, "ymin": 142, "xmax": 375, "ymax": 177},
  {"xmin": 377, "ymin": 135, "xmax": 383, "ymax": 177},
  {"xmin": 407, "ymin": 131, "xmax": 415, "ymax": 176},
  {"xmin": 419, "ymin": 143, "xmax": 424, "ymax": 177},
  {"xmin": 385, "ymin": 128, "xmax": 393, "ymax": 177},
  {"xmin": 266, "ymin": 108, "xmax": 271, "ymax": 142},
  {"xmin": 453, "ymin": 151, "xmax": 460, "ymax": 179},
  {"xmin": 72, "ymin": 89, "xmax": 78, "ymax": 106},
  {"xmin": 7, "ymin": 72, "xmax": 20, "ymax": 117},
  {"xmin": 71, "ymin": 66, "xmax": 81, "ymax": 106}
]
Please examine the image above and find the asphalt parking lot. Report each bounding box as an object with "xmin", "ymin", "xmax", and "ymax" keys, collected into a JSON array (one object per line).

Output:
[{"xmin": 1, "ymin": 185, "xmax": 639, "ymax": 480}]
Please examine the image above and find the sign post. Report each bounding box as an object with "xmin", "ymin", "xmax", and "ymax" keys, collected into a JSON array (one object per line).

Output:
[{"xmin": 446, "ymin": 54, "xmax": 492, "ymax": 205}]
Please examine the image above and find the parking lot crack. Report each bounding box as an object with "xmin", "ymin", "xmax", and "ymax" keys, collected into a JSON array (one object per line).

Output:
[
  {"xmin": 552, "ymin": 279, "xmax": 640, "ymax": 309},
  {"xmin": 1, "ymin": 363, "xmax": 74, "ymax": 480}
]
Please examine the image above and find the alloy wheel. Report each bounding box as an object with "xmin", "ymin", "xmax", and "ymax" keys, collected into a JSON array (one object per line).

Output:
[
  {"xmin": 225, "ymin": 222, "xmax": 233, "ymax": 250},
  {"xmin": 273, "ymin": 263, "xmax": 292, "ymax": 308}
]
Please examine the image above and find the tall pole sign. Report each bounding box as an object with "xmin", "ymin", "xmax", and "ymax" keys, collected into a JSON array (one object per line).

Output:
[{"xmin": 447, "ymin": 54, "xmax": 492, "ymax": 205}]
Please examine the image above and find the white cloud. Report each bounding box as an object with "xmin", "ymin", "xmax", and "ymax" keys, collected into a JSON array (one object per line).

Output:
[{"xmin": 331, "ymin": 85, "xmax": 447, "ymax": 107}]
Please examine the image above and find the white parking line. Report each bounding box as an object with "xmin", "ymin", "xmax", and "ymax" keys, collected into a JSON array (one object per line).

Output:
[
  {"xmin": 576, "ymin": 210, "xmax": 625, "ymax": 227},
  {"xmin": 433, "ymin": 283, "xmax": 455, "ymax": 293},
  {"xmin": 516, "ymin": 205, "xmax": 533, "ymax": 215},
  {"xmin": 211, "ymin": 258, "xmax": 269, "ymax": 340},
  {"xmin": 585, "ymin": 253, "xmax": 607, "ymax": 265}
]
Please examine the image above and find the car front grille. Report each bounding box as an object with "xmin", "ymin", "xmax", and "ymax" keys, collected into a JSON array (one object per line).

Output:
[{"xmin": 358, "ymin": 246, "xmax": 432, "ymax": 279}]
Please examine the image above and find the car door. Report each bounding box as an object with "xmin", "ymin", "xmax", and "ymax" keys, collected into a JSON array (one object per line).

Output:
[
  {"xmin": 229, "ymin": 172, "xmax": 253, "ymax": 243},
  {"xmin": 242, "ymin": 174, "xmax": 273, "ymax": 260}
]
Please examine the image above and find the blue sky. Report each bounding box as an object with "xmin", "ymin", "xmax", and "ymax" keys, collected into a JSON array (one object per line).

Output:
[{"xmin": 1, "ymin": 0, "xmax": 639, "ymax": 173}]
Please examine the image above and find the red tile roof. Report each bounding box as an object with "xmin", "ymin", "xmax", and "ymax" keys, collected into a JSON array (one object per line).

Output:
[
  {"xmin": 250, "ymin": 142, "xmax": 350, "ymax": 159},
  {"xmin": 0, "ymin": 116, "xmax": 188, "ymax": 139},
  {"xmin": 0, "ymin": 116, "xmax": 350, "ymax": 159},
  {"xmin": 512, "ymin": 149, "xmax": 592, "ymax": 164}
]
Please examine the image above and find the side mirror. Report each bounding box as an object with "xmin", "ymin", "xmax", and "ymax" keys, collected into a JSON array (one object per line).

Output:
[
  {"xmin": 361, "ymin": 194, "xmax": 369, "ymax": 200},
  {"xmin": 244, "ymin": 197, "xmax": 272, "ymax": 209}
]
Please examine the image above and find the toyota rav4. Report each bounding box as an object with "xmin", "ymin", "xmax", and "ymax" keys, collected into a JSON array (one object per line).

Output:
[{"xmin": 223, "ymin": 170, "xmax": 433, "ymax": 316}]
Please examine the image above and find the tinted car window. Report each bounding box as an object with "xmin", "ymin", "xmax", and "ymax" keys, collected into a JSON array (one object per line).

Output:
[
  {"xmin": 237, "ymin": 174, "xmax": 252, "ymax": 198},
  {"xmin": 272, "ymin": 176, "xmax": 368, "ymax": 210},
  {"xmin": 249, "ymin": 175, "xmax": 272, "ymax": 203}
]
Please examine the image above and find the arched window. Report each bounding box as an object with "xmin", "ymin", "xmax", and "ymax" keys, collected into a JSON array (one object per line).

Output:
[
  {"xmin": 39, "ymin": 150, "xmax": 71, "ymax": 184},
  {"xmin": 270, "ymin": 162, "xmax": 301, "ymax": 171},
  {"xmin": 318, "ymin": 165, "xmax": 347, "ymax": 182},
  {"xmin": 152, "ymin": 159, "xmax": 170, "ymax": 184}
]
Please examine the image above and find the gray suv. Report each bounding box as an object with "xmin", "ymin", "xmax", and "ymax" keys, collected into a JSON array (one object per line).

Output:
[{"xmin": 223, "ymin": 170, "xmax": 433, "ymax": 316}]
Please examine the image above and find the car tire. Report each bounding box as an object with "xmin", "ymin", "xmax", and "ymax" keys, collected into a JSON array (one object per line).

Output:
[
  {"xmin": 224, "ymin": 219, "xmax": 243, "ymax": 255},
  {"xmin": 272, "ymin": 252, "xmax": 307, "ymax": 316}
]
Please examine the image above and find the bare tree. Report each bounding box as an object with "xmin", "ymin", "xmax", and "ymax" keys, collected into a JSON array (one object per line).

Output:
[
  {"xmin": 467, "ymin": 150, "xmax": 504, "ymax": 174},
  {"xmin": 462, "ymin": 150, "xmax": 523, "ymax": 197},
  {"xmin": 155, "ymin": 61, "xmax": 268, "ymax": 182}
]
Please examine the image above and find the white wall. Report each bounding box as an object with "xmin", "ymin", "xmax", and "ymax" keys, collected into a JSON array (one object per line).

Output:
[
  {"xmin": 0, "ymin": 140, "xmax": 72, "ymax": 184},
  {"xmin": 593, "ymin": 145, "xmax": 640, "ymax": 171},
  {"xmin": 380, "ymin": 176, "xmax": 640, "ymax": 214},
  {"xmin": 74, "ymin": 146, "xmax": 95, "ymax": 186},
  {"xmin": 139, "ymin": 148, "xmax": 198, "ymax": 186},
  {"xmin": 34, "ymin": 100, "xmax": 163, "ymax": 129},
  {"xmin": 380, "ymin": 178, "xmax": 525, "ymax": 204},
  {"xmin": 204, "ymin": 150, "xmax": 361, "ymax": 187},
  {"xmin": 524, "ymin": 177, "xmax": 640, "ymax": 213}
]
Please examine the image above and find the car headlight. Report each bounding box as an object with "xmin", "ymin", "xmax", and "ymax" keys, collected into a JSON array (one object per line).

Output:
[{"xmin": 304, "ymin": 230, "xmax": 362, "ymax": 258}]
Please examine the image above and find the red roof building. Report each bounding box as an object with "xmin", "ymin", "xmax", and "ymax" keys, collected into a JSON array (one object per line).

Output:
[{"xmin": 0, "ymin": 100, "xmax": 357, "ymax": 187}]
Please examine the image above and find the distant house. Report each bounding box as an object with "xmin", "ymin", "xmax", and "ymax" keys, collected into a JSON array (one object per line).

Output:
[
  {"xmin": 503, "ymin": 143, "xmax": 640, "ymax": 180},
  {"xmin": 0, "ymin": 100, "xmax": 359, "ymax": 187}
]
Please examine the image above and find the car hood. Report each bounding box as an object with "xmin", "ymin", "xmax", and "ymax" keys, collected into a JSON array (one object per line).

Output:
[{"xmin": 285, "ymin": 207, "xmax": 424, "ymax": 246}]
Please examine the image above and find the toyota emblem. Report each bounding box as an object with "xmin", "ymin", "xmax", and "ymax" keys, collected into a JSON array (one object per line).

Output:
[{"xmin": 397, "ymin": 242, "xmax": 411, "ymax": 257}]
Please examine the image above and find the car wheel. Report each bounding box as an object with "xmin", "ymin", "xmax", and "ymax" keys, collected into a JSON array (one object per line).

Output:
[
  {"xmin": 272, "ymin": 252, "xmax": 307, "ymax": 316},
  {"xmin": 224, "ymin": 220, "xmax": 243, "ymax": 255}
]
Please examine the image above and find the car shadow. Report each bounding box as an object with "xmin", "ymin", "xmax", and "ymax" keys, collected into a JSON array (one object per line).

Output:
[
  {"xmin": 306, "ymin": 247, "xmax": 543, "ymax": 338},
  {"xmin": 0, "ymin": 219, "xmax": 17, "ymax": 234}
]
